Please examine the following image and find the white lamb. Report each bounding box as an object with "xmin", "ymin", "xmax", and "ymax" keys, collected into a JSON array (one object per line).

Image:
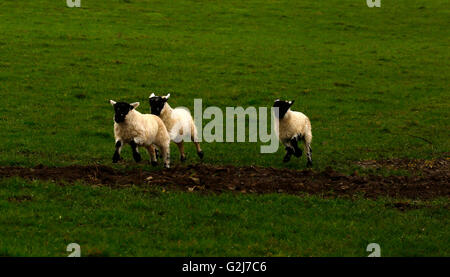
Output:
[
  {"xmin": 110, "ymin": 100, "xmax": 171, "ymax": 168},
  {"xmin": 149, "ymin": 93, "xmax": 203, "ymax": 162},
  {"xmin": 273, "ymin": 99, "xmax": 312, "ymax": 167}
]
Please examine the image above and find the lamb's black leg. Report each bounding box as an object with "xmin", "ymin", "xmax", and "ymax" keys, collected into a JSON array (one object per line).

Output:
[
  {"xmin": 283, "ymin": 146, "xmax": 294, "ymax": 162},
  {"xmin": 112, "ymin": 140, "xmax": 122, "ymax": 163},
  {"xmin": 290, "ymin": 137, "xmax": 303, "ymax": 158},
  {"xmin": 130, "ymin": 140, "xmax": 142, "ymax": 162}
]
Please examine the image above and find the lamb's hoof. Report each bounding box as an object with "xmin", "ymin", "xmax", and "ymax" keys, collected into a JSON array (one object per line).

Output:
[
  {"xmin": 164, "ymin": 164, "xmax": 170, "ymax": 169},
  {"xmin": 180, "ymin": 155, "xmax": 187, "ymax": 162},
  {"xmin": 133, "ymin": 153, "xmax": 142, "ymax": 163},
  {"xmin": 306, "ymin": 161, "xmax": 313, "ymax": 167},
  {"xmin": 151, "ymin": 161, "xmax": 158, "ymax": 167},
  {"xmin": 294, "ymin": 150, "xmax": 303, "ymax": 158},
  {"xmin": 283, "ymin": 156, "xmax": 291, "ymax": 163},
  {"xmin": 112, "ymin": 154, "xmax": 121, "ymax": 163},
  {"xmin": 197, "ymin": 151, "xmax": 204, "ymax": 159}
]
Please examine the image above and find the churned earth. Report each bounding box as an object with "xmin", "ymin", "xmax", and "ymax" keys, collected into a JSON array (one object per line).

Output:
[{"xmin": 1, "ymin": 156, "xmax": 448, "ymax": 201}]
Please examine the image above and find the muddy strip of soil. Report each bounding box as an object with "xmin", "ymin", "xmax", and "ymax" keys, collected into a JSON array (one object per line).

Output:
[{"xmin": 0, "ymin": 157, "xmax": 448, "ymax": 200}]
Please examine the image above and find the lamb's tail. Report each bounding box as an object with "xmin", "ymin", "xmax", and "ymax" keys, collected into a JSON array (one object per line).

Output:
[
  {"xmin": 191, "ymin": 122, "xmax": 199, "ymax": 143},
  {"xmin": 304, "ymin": 122, "xmax": 312, "ymax": 147},
  {"xmin": 303, "ymin": 119, "xmax": 313, "ymax": 166}
]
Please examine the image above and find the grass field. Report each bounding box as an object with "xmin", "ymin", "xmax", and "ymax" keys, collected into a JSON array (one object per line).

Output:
[
  {"xmin": 0, "ymin": 0, "xmax": 449, "ymax": 256},
  {"xmin": 1, "ymin": 178, "xmax": 448, "ymax": 257}
]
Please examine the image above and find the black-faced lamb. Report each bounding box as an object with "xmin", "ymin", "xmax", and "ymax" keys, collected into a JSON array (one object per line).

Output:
[
  {"xmin": 110, "ymin": 100, "xmax": 171, "ymax": 168},
  {"xmin": 149, "ymin": 93, "xmax": 203, "ymax": 162},
  {"xmin": 273, "ymin": 99, "xmax": 312, "ymax": 167}
]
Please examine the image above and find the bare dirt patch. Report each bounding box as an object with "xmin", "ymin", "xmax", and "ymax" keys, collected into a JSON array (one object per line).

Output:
[
  {"xmin": 0, "ymin": 157, "xmax": 448, "ymax": 200},
  {"xmin": 355, "ymin": 154, "xmax": 450, "ymax": 175}
]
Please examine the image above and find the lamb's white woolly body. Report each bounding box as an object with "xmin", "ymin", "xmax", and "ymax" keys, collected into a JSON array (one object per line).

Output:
[
  {"xmin": 112, "ymin": 105, "xmax": 171, "ymax": 168},
  {"xmin": 149, "ymin": 93, "xmax": 203, "ymax": 161},
  {"xmin": 159, "ymin": 103, "xmax": 197, "ymax": 143},
  {"xmin": 113, "ymin": 110, "xmax": 169, "ymax": 147},
  {"xmin": 275, "ymin": 110, "xmax": 312, "ymax": 144},
  {"xmin": 274, "ymin": 107, "xmax": 313, "ymax": 167}
]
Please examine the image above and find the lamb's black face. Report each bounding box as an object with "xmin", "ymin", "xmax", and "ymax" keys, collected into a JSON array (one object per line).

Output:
[
  {"xmin": 273, "ymin": 99, "xmax": 294, "ymax": 119},
  {"xmin": 149, "ymin": 96, "xmax": 167, "ymax": 116},
  {"xmin": 113, "ymin": 102, "xmax": 133, "ymax": 123}
]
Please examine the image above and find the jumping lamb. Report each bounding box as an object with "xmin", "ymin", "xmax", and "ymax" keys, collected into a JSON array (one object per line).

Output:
[
  {"xmin": 149, "ymin": 93, "xmax": 203, "ymax": 162},
  {"xmin": 110, "ymin": 100, "xmax": 171, "ymax": 168},
  {"xmin": 273, "ymin": 99, "xmax": 312, "ymax": 167}
]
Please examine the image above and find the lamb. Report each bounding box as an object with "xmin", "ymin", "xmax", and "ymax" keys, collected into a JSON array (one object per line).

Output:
[
  {"xmin": 149, "ymin": 93, "xmax": 203, "ymax": 162},
  {"xmin": 273, "ymin": 99, "xmax": 312, "ymax": 167},
  {"xmin": 110, "ymin": 100, "xmax": 171, "ymax": 168}
]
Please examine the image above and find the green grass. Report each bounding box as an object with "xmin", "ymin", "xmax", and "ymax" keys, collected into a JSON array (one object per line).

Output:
[
  {"xmin": 0, "ymin": 0, "xmax": 448, "ymax": 169},
  {"xmin": 1, "ymin": 178, "xmax": 448, "ymax": 257},
  {"xmin": 0, "ymin": 0, "xmax": 448, "ymax": 256}
]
